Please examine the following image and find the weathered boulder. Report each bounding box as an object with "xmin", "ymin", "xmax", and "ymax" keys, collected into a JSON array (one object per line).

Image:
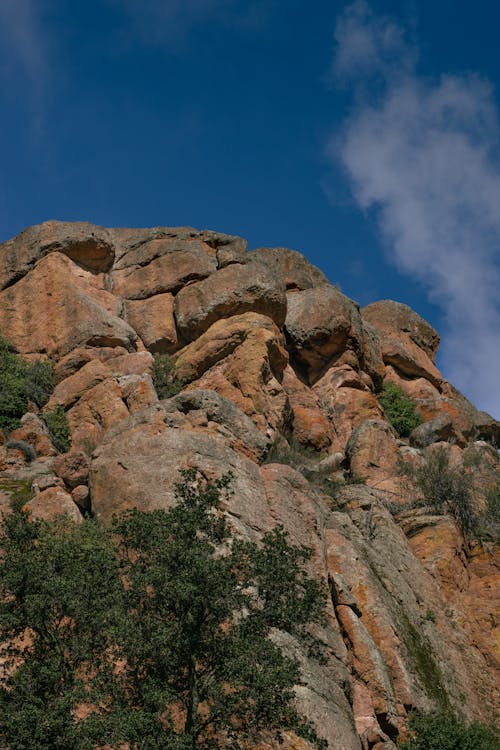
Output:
[
  {"xmin": 111, "ymin": 238, "xmax": 217, "ymax": 299},
  {"xmin": 250, "ymin": 247, "xmax": 328, "ymax": 290},
  {"xmin": 162, "ymin": 389, "xmax": 268, "ymax": 461},
  {"xmin": 285, "ymin": 285, "xmax": 364, "ymax": 382},
  {"xmin": 0, "ymin": 253, "xmax": 137, "ymax": 357},
  {"xmin": 90, "ymin": 421, "xmax": 267, "ymax": 528},
  {"xmin": 174, "ymin": 259, "xmax": 287, "ymax": 341},
  {"xmin": 362, "ymin": 302, "xmax": 442, "ymax": 386},
  {"xmin": 66, "ymin": 378, "xmax": 129, "ymax": 453},
  {"xmin": 282, "ymin": 365, "xmax": 333, "ymax": 449},
  {"xmin": 346, "ymin": 420, "xmax": 400, "ymax": 490},
  {"xmin": 53, "ymin": 451, "xmax": 90, "ymax": 489},
  {"xmin": 409, "ymin": 415, "xmax": 457, "ymax": 448},
  {"xmin": 313, "ymin": 365, "xmax": 383, "ymax": 452},
  {"xmin": 124, "ymin": 294, "xmax": 178, "ymax": 352},
  {"xmin": 0, "ymin": 220, "xmax": 115, "ymax": 290},
  {"xmin": 185, "ymin": 316, "xmax": 289, "ymax": 436},
  {"xmin": 46, "ymin": 359, "xmax": 112, "ymax": 411},
  {"xmin": 23, "ymin": 486, "xmax": 82, "ymax": 523},
  {"xmin": 9, "ymin": 413, "xmax": 55, "ymax": 457}
]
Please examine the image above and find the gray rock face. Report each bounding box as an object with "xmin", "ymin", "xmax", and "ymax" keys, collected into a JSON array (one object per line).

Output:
[
  {"xmin": 410, "ymin": 414, "xmax": 457, "ymax": 448},
  {"xmin": 162, "ymin": 389, "xmax": 268, "ymax": 460}
]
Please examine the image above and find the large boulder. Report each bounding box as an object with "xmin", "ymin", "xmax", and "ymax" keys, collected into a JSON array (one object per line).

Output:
[
  {"xmin": 250, "ymin": 247, "xmax": 328, "ymax": 290},
  {"xmin": 0, "ymin": 220, "xmax": 115, "ymax": 290},
  {"xmin": 111, "ymin": 237, "xmax": 217, "ymax": 299},
  {"xmin": 285, "ymin": 285, "xmax": 364, "ymax": 382},
  {"xmin": 162, "ymin": 389, "xmax": 268, "ymax": 461},
  {"xmin": 0, "ymin": 253, "xmax": 137, "ymax": 357},
  {"xmin": 362, "ymin": 302, "xmax": 442, "ymax": 386},
  {"xmin": 124, "ymin": 294, "xmax": 178, "ymax": 353},
  {"xmin": 174, "ymin": 258, "xmax": 287, "ymax": 341}
]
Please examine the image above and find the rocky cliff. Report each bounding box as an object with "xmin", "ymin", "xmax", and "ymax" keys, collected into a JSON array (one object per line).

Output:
[{"xmin": 0, "ymin": 221, "xmax": 498, "ymax": 750}]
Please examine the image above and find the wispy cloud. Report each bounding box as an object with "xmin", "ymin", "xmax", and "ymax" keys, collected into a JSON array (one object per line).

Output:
[
  {"xmin": 0, "ymin": 0, "xmax": 49, "ymax": 96},
  {"xmin": 331, "ymin": 0, "xmax": 500, "ymax": 418}
]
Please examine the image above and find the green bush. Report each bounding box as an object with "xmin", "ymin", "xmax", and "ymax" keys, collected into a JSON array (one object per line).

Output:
[
  {"xmin": 402, "ymin": 448, "xmax": 475, "ymax": 539},
  {"xmin": 152, "ymin": 353, "xmax": 185, "ymax": 398},
  {"xmin": 0, "ymin": 472, "xmax": 328, "ymax": 750},
  {"xmin": 0, "ymin": 338, "xmax": 29, "ymax": 431},
  {"xmin": 379, "ymin": 381, "xmax": 423, "ymax": 437},
  {"xmin": 25, "ymin": 358, "xmax": 55, "ymax": 408},
  {"xmin": 400, "ymin": 712, "xmax": 499, "ymax": 749},
  {"xmin": 43, "ymin": 406, "xmax": 71, "ymax": 453},
  {"xmin": 0, "ymin": 336, "xmax": 56, "ymax": 430}
]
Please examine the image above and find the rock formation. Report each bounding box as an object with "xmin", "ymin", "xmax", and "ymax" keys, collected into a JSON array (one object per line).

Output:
[{"xmin": 0, "ymin": 220, "xmax": 499, "ymax": 750}]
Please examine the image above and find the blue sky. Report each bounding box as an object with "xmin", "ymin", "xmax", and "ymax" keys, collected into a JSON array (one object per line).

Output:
[{"xmin": 1, "ymin": 0, "xmax": 500, "ymax": 417}]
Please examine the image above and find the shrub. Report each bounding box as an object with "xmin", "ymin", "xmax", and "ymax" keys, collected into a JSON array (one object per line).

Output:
[
  {"xmin": 474, "ymin": 480, "xmax": 500, "ymax": 544},
  {"xmin": 400, "ymin": 711, "xmax": 499, "ymax": 749},
  {"xmin": 0, "ymin": 337, "xmax": 29, "ymax": 431},
  {"xmin": 0, "ymin": 472, "xmax": 328, "ymax": 750},
  {"xmin": 152, "ymin": 353, "xmax": 185, "ymax": 398},
  {"xmin": 0, "ymin": 336, "xmax": 56, "ymax": 429},
  {"xmin": 379, "ymin": 381, "xmax": 423, "ymax": 438},
  {"xmin": 401, "ymin": 448, "xmax": 475, "ymax": 539},
  {"xmin": 43, "ymin": 406, "xmax": 71, "ymax": 452},
  {"xmin": 25, "ymin": 358, "xmax": 55, "ymax": 408}
]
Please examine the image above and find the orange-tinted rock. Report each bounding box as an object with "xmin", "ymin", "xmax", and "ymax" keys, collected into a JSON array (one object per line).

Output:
[
  {"xmin": 67, "ymin": 378, "xmax": 129, "ymax": 453},
  {"xmin": 346, "ymin": 420, "xmax": 400, "ymax": 489},
  {"xmin": 188, "ymin": 317, "xmax": 289, "ymax": 435},
  {"xmin": 111, "ymin": 238, "xmax": 217, "ymax": 299},
  {"xmin": 118, "ymin": 374, "xmax": 159, "ymax": 414},
  {"xmin": 250, "ymin": 247, "xmax": 328, "ymax": 290},
  {"xmin": 23, "ymin": 486, "xmax": 82, "ymax": 523},
  {"xmin": 9, "ymin": 413, "xmax": 55, "ymax": 457},
  {"xmin": 53, "ymin": 451, "xmax": 90, "ymax": 489},
  {"xmin": 54, "ymin": 346, "xmax": 129, "ymax": 381},
  {"xmin": 174, "ymin": 259, "xmax": 287, "ymax": 341},
  {"xmin": 313, "ymin": 365, "xmax": 384, "ymax": 452},
  {"xmin": 46, "ymin": 359, "xmax": 112, "ymax": 411},
  {"xmin": 362, "ymin": 301, "xmax": 442, "ymax": 386},
  {"xmin": 285, "ymin": 285, "xmax": 364, "ymax": 382},
  {"xmin": 0, "ymin": 220, "xmax": 115, "ymax": 290},
  {"xmin": 282, "ymin": 366, "xmax": 332, "ymax": 449},
  {"xmin": 0, "ymin": 254, "xmax": 137, "ymax": 357},
  {"xmin": 71, "ymin": 484, "xmax": 90, "ymax": 512},
  {"xmin": 108, "ymin": 350, "xmax": 154, "ymax": 376},
  {"xmin": 124, "ymin": 294, "xmax": 178, "ymax": 352}
]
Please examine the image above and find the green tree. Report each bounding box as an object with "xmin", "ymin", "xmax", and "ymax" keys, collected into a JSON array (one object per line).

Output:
[
  {"xmin": 0, "ymin": 472, "xmax": 327, "ymax": 749},
  {"xmin": 113, "ymin": 470, "xmax": 327, "ymax": 749},
  {"xmin": 0, "ymin": 513, "xmax": 123, "ymax": 750},
  {"xmin": 43, "ymin": 405, "xmax": 71, "ymax": 452},
  {"xmin": 379, "ymin": 381, "xmax": 423, "ymax": 438},
  {"xmin": 400, "ymin": 712, "xmax": 499, "ymax": 750}
]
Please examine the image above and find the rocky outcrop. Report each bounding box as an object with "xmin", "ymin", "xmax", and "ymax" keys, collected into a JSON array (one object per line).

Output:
[{"xmin": 0, "ymin": 220, "xmax": 498, "ymax": 749}]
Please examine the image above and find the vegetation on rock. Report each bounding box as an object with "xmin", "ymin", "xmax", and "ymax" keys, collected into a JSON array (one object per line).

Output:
[
  {"xmin": 0, "ymin": 336, "xmax": 55, "ymax": 431},
  {"xmin": 152, "ymin": 352, "xmax": 186, "ymax": 399},
  {"xmin": 379, "ymin": 381, "xmax": 423, "ymax": 438},
  {"xmin": 400, "ymin": 712, "xmax": 499, "ymax": 749},
  {"xmin": 43, "ymin": 405, "xmax": 71, "ymax": 453},
  {"xmin": 0, "ymin": 471, "xmax": 327, "ymax": 750}
]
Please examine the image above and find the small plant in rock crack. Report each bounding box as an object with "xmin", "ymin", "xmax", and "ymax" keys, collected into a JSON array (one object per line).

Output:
[
  {"xmin": 152, "ymin": 353, "xmax": 186, "ymax": 399},
  {"xmin": 400, "ymin": 447, "xmax": 475, "ymax": 540},
  {"xmin": 379, "ymin": 381, "xmax": 423, "ymax": 438}
]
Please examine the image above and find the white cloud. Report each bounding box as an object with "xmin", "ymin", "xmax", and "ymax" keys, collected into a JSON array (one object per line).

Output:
[
  {"xmin": 0, "ymin": 0, "xmax": 49, "ymax": 94},
  {"xmin": 332, "ymin": 2, "xmax": 500, "ymax": 418}
]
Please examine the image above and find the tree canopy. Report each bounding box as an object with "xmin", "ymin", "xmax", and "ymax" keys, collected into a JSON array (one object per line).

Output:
[{"xmin": 0, "ymin": 471, "xmax": 327, "ymax": 750}]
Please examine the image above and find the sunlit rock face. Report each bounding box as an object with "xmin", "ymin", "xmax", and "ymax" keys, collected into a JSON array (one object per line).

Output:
[{"xmin": 0, "ymin": 220, "xmax": 499, "ymax": 750}]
